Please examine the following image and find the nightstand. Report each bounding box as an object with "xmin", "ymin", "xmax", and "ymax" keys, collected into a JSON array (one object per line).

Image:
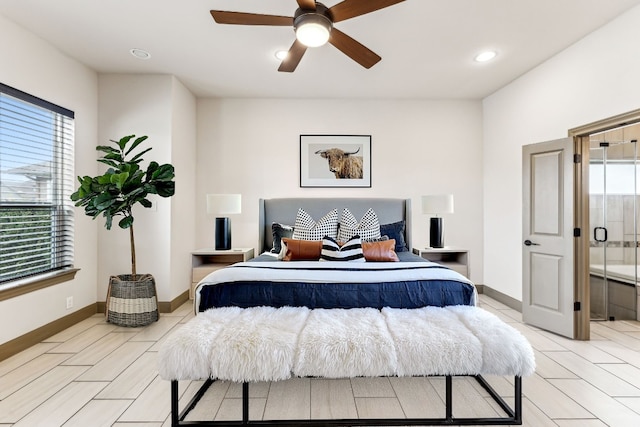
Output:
[
  {"xmin": 190, "ymin": 248, "xmax": 254, "ymax": 299},
  {"xmin": 412, "ymin": 247, "xmax": 469, "ymax": 278}
]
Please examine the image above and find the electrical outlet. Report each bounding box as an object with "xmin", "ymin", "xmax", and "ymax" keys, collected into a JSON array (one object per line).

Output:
[{"xmin": 66, "ymin": 296, "xmax": 73, "ymax": 309}]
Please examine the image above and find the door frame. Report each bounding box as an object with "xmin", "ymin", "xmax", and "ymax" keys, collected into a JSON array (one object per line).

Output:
[{"xmin": 569, "ymin": 107, "xmax": 640, "ymax": 340}]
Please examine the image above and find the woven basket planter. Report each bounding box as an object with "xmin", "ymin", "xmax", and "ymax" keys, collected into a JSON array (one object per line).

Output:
[{"xmin": 106, "ymin": 274, "xmax": 159, "ymax": 327}]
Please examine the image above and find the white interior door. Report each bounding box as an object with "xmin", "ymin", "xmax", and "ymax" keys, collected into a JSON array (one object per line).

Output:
[{"xmin": 522, "ymin": 137, "xmax": 575, "ymax": 338}]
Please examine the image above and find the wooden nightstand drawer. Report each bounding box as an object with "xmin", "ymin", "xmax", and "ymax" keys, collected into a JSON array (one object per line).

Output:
[{"xmin": 192, "ymin": 265, "xmax": 225, "ymax": 282}]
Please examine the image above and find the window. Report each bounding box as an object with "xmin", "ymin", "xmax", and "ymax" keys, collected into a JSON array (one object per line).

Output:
[{"xmin": 0, "ymin": 83, "xmax": 74, "ymax": 285}]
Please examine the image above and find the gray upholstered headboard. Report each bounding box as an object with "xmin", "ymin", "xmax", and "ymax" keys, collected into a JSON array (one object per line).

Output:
[{"xmin": 258, "ymin": 198, "xmax": 412, "ymax": 254}]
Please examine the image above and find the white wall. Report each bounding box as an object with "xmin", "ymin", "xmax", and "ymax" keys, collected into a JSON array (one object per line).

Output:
[
  {"xmin": 196, "ymin": 98, "xmax": 485, "ymax": 283},
  {"xmin": 483, "ymin": 5, "xmax": 640, "ymax": 300},
  {"xmin": 97, "ymin": 74, "xmax": 196, "ymax": 302},
  {"xmin": 0, "ymin": 13, "xmax": 99, "ymax": 344}
]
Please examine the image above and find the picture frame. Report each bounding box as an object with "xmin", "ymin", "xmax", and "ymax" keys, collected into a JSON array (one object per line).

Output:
[{"xmin": 300, "ymin": 134, "xmax": 372, "ymax": 188}]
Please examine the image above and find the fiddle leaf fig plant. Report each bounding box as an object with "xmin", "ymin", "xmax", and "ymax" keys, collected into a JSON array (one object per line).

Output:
[{"xmin": 71, "ymin": 135, "xmax": 175, "ymax": 277}]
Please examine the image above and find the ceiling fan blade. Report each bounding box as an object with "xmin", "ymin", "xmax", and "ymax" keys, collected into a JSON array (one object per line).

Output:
[
  {"xmin": 296, "ymin": 0, "xmax": 316, "ymax": 10},
  {"xmin": 329, "ymin": 28, "xmax": 381, "ymax": 69},
  {"xmin": 329, "ymin": 0, "xmax": 404, "ymax": 23},
  {"xmin": 210, "ymin": 10, "xmax": 292, "ymax": 26},
  {"xmin": 278, "ymin": 40, "xmax": 308, "ymax": 72}
]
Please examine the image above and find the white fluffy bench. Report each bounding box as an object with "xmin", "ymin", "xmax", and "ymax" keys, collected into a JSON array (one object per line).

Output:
[{"xmin": 158, "ymin": 305, "xmax": 535, "ymax": 426}]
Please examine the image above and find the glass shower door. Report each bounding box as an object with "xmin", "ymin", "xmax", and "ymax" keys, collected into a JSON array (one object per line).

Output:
[{"xmin": 589, "ymin": 138, "xmax": 638, "ymax": 321}]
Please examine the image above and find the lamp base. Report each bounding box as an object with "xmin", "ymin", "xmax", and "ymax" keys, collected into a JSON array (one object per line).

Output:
[
  {"xmin": 215, "ymin": 217, "xmax": 231, "ymax": 250},
  {"xmin": 430, "ymin": 217, "xmax": 444, "ymax": 248}
]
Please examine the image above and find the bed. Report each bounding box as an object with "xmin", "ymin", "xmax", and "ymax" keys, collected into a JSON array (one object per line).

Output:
[
  {"xmin": 194, "ymin": 197, "xmax": 477, "ymax": 313},
  {"xmin": 165, "ymin": 197, "xmax": 532, "ymax": 426}
]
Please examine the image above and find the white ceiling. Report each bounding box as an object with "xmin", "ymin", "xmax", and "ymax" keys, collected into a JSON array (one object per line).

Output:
[{"xmin": 1, "ymin": 0, "xmax": 639, "ymax": 99}]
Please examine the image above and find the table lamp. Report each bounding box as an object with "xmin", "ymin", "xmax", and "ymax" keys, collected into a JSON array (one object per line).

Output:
[
  {"xmin": 206, "ymin": 194, "xmax": 241, "ymax": 250},
  {"xmin": 421, "ymin": 194, "xmax": 454, "ymax": 248}
]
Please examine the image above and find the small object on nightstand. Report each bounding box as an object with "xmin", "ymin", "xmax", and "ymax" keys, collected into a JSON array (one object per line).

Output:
[
  {"xmin": 190, "ymin": 248, "xmax": 254, "ymax": 299},
  {"xmin": 413, "ymin": 247, "xmax": 469, "ymax": 279}
]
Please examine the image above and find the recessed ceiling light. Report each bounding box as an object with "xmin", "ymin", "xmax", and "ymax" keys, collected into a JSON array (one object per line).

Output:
[
  {"xmin": 130, "ymin": 48, "xmax": 151, "ymax": 60},
  {"xmin": 474, "ymin": 50, "xmax": 497, "ymax": 63},
  {"xmin": 275, "ymin": 50, "xmax": 288, "ymax": 61}
]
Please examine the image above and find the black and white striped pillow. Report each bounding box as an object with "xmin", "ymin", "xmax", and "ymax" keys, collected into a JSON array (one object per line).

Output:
[
  {"xmin": 337, "ymin": 208, "xmax": 381, "ymax": 242},
  {"xmin": 292, "ymin": 208, "xmax": 339, "ymax": 241},
  {"xmin": 320, "ymin": 235, "xmax": 366, "ymax": 262}
]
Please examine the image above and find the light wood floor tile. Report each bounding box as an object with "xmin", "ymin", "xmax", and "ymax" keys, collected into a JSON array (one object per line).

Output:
[
  {"xmin": 510, "ymin": 323, "xmax": 568, "ymax": 351},
  {"xmin": 77, "ymin": 341, "xmax": 153, "ymax": 381},
  {"xmin": 129, "ymin": 316, "xmax": 182, "ymax": 342},
  {"xmin": 0, "ymin": 342, "xmax": 60, "ymax": 377},
  {"xmin": 600, "ymin": 362, "xmax": 640, "ymax": 392},
  {"xmin": 226, "ymin": 380, "xmax": 270, "ymax": 398},
  {"xmin": 63, "ymin": 399, "xmax": 132, "ymax": 427},
  {"xmin": 548, "ymin": 351, "xmax": 640, "ymax": 396},
  {"xmin": 616, "ymin": 396, "xmax": 640, "ymax": 414},
  {"xmin": 114, "ymin": 423, "xmax": 163, "ymax": 427},
  {"xmin": 13, "ymin": 381, "xmax": 106, "ymax": 427},
  {"xmin": 549, "ymin": 378, "xmax": 640, "ymax": 426},
  {"xmin": 389, "ymin": 376, "xmax": 444, "ymax": 418},
  {"xmin": 534, "ymin": 350, "xmax": 579, "ymax": 379},
  {"xmin": 354, "ymin": 397, "xmax": 405, "ymax": 418},
  {"xmin": 350, "ymin": 377, "xmax": 396, "ymax": 397},
  {"xmin": 119, "ymin": 375, "xmax": 170, "ymax": 422},
  {"xmin": 592, "ymin": 340, "xmax": 640, "ymax": 368},
  {"xmin": 148, "ymin": 321, "xmax": 187, "ymax": 352},
  {"xmin": 538, "ymin": 330, "xmax": 625, "ymax": 363},
  {"xmin": 0, "ymin": 353, "xmax": 72, "ymax": 399},
  {"xmin": 522, "ymin": 374, "xmax": 593, "ymax": 419},
  {"xmin": 96, "ymin": 351, "xmax": 158, "ymax": 398},
  {"xmin": 590, "ymin": 323, "xmax": 640, "ymax": 350},
  {"xmin": 62, "ymin": 331, "xmax": 137, "ymax": 366},
  {"xmin": 431, "ymin": 377, "xmax": 500, "ymax": 418},
  {"xmin": 215, "ymin": 398, "xmax": 266, "ymax": 421},
  {"xmin": 44, "ymin": 315, "xmax": 107, "ymax": 343},
  {"xmin": 183, "ymin": 380, "xmax": 229, "ymax": 421},
  {"xmin": 310, "ymin": 378, "xmax": 358, "ymax": 419},
  {"xmin": 553, "ymin": 420, "xmax": 608, "ymax": 426},
  {"xmin": 47, "ymin": 324, "xmax": 117, "ymax": 354},
  {"xmin": 0, "ymin": 366, "xmax": 88, "ymax": 423},
  {"xmin": 263, "ymin": 378, "xmax": 310, "ymax": 420}
]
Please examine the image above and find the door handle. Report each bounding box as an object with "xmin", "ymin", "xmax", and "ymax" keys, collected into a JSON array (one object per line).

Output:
[
  {"xmin": 524, "ymin": 239, "xmax": 540, "ymax": 246},
  {"xmin": 594, "ymin": 227, "xmax": 608, "ymax": 242}
]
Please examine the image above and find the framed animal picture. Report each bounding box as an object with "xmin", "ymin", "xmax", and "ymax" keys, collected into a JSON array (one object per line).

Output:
[{"xmin": 300, "ymin": 134, "xmax": 372, "ymax": 188}]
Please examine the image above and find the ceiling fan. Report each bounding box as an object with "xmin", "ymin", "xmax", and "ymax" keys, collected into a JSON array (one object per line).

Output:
[{"xmin": 210, "ymin": 0, "xmax": 405, "ymax": 72}]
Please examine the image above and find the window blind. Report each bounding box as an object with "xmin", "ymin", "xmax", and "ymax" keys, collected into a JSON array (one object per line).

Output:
[{"xmin": 0, "ymin": 83, "xmax": 75, "ymax": 284}]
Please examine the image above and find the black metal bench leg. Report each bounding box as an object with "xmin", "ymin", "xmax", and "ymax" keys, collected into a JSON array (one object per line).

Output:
[
  {"xmin": 515, "ymin": 376, "xmax": 522, "ymax": 424},
  {"xmin": 171, "ymin": 380, "xmax": 179, "ymax": 427},
  {"xmin": 445, "ymin": 375, "xmax": 453, "ymax": 421},
  {"xmin": 243, "ymin": 382, "xmax": 250, "ymax": 424}
]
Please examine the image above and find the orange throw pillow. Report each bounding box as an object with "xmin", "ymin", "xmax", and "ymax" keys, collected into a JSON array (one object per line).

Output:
[
  {"xmin": 362, "ymin": 239, "xmax": 399, "ymax": 262},
  {"xmin": 282, "ymin": 238, "xmax": 323, "ymax": 261}
]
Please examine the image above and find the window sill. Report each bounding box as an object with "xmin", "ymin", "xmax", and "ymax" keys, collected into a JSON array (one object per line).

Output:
[{"xmin": 0, "ymin": 269, "xmax": 80, "ymax": 302}]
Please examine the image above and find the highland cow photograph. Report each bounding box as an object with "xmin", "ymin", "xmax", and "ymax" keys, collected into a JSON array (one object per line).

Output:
[{"xmin": 300, "ymin": 135, "xmax": 371, "ymax": 187}]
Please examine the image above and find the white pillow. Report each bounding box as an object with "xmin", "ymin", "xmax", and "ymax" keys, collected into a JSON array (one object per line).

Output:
[
  {"xmin": 337, "ymin": 208, "xmax": 381, "ymax": 242},
  {"xmin": 292, "ymin": 208, "xmax": 339, "ymax": 241},
  {"xmin": 320, "ymin": 235, "xmax": 366, "ymax": 262}
]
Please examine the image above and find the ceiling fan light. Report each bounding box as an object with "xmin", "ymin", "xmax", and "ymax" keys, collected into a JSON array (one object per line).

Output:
[
  {"xmin": 294, "ymin": 13, "xmax": 332, "ymax": 47},
  {"xmin": 474, "ymin": 50, "xmax": 497, "ymax": 62}
]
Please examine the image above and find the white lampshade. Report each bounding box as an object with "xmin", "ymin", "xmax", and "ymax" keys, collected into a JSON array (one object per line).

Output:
[
  {"xmin": 206, "ymin": 194, "xmax": 241, "ymax": 215},
  {"xmin": 421, "ymin": 194, "xmax": 454, "ymax": 215}
]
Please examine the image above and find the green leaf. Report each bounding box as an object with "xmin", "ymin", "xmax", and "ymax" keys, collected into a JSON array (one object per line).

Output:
[
  {"xmin": 129, "ymin": 147, "xmax": 153, "ymax": 163},
  {"xmin": 124, "ymin": 135, "xmax": 149, "ymax": 156},
  {"xmin": 155, "ymin": 181, "xmax": 175, "ymax": 198},
  {"xmin": 96, "ymin": 145, "xmax": 119, "ymax": 154},
  {"xmin": 151, "ymin": 164, "xmax": 175, "ymax": 181},
  {"xmin": 97, "ymin": 159, "xmax": 118, "ymax": 168},
  {"xmin": 93, "ymin": 193, "xmax": 115, "ymax": 210},
  {"xmin": 105, "ymin": 214, "xmax": 113, "ymax": 230},
  {"xmin": 97, "ymin": 174, "xmax": 112, "ymax": 185},
  {"xmin": 116, "ymin": 135, "xmax": 135, "ymax": 150},
  {"xmin": 118, "ymin": 216, "xmax": 134, "ymax": 229},
  {"xmin": 110, "ymin": 172, "xmax": 129, "ymax": 190},
  {"xmin": 140, "ymin": 199, "xmax": 152, "ymax": 208}
]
